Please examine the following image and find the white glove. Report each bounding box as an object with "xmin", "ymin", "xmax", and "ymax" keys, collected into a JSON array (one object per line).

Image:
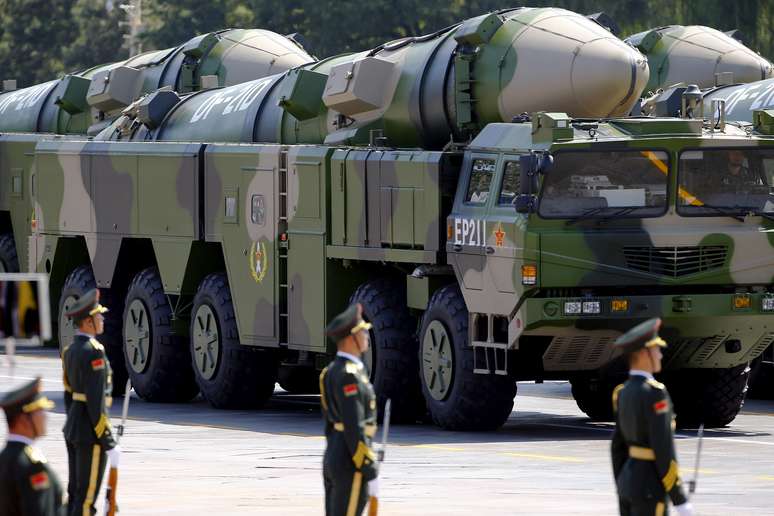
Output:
[
  {"xmin": 674, "ymin": 502, "xmax": 695, "ymax": 516},
  {"xmin": 367, "ymin": 478, "xmax": 380, "ymax": 498},
  {"xmin": 106, "ymin": 446, "xmax": 121, "ymax": 468}
]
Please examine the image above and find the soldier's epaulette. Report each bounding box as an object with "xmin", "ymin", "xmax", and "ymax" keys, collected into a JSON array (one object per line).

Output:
[
  {"xmin": 612, "ymin": 383, "xmax": 625, "ymax": 411},
  {"xmin": 345, "ymin": 361, "xmax": 362, "ymax": 375},
  {"xmin": 646, "ymin": 378, "xmax": 665, "ymax": 390},
  {"xmin": 24, "ymin": 446, "xmax": 47, "ymax": 464},
  {"xmin": 89, "ymin": 338, "xmax": 104, "ymax": 351}
]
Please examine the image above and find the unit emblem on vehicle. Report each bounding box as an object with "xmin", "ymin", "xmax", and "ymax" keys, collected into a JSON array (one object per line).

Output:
[
  {"xmin": 249, "ymin": 240, "xmax": 268, "ymax": 283},
  {"xmin": 494, "ymin": 224, "xmax": 505, "ymax": 247}
]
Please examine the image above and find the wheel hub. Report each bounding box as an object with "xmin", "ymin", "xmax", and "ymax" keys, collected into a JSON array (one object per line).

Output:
[
  {"xmin": 422, "ymin": 320, "xmax": 454, "ymax": 401},
  {"xmin": 192, "ymin": 304, "xmax": 220, "ymax": 380},
  {"xmin": 125, "ymin": 299, "xmax": 151, "ymax": 374}
]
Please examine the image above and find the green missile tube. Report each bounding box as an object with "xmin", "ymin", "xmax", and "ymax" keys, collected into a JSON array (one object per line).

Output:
[
  {"xmin": 0, "ymin": 29, "xmax": 314, "ymax": 135},
  {"xmin": 625, "ymin": 25, "xmax": 773, "ymax": 93},
  {"xmin": 113, "ymin": 7, "xmax": 649, "ymax": 148}
]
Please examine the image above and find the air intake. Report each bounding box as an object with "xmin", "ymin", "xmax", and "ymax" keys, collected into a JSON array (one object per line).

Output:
[{"xmin": 622, "ymin": 245, "xmax": 728, "ymax": 277}]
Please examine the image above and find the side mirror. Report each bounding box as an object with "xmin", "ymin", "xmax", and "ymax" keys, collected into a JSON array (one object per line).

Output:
[{"xmin": 516, "ymin": 154, "xmax": 541, "ymax": 213}]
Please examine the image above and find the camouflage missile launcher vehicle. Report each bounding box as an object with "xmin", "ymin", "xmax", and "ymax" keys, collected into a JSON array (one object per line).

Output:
[
  {"xmin": 624, "ymin": 25, "xmax": 773, "ymax": 94},
  {"xmin": 0, "ymin": 29, "xmax": 314, "ymax": 276},
  {"xmin": 23, "ymin": 7, "xmax": 654, "ymax": 415},
  {"xmin": 30, "ymin": 98, "xmax": 774, "ymax": 429}
]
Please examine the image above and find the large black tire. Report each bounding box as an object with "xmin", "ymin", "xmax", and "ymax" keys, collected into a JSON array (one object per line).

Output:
[
  {"xmin": 278, "ymin": 366, "xmax": 320, "ymax": 394},
  {"xmin": 190, "ymin": 272, "xmax": 278, "ymax": 409},
  {"xmin": 58, "ymin": 266, "xmax": 129, "ymax": 396},
  {"xmin": 122, "ymin": 267, "xmax": 198, "ymax": 402},
  {"xmin": 747, "ymin": 355, "xmax": 774, "ymax": 400},
  {"xmin": 0, "ymin": 233, "xmax": 19, "ymax": 272},
  {"xmin": 570, "ymin": 375, "xmax": 621, "ymax": 422},
  {"xmin": 418, "ymin": 285, "xmax": 516, "ymax": 431},
  {"xmin": 349, "ymin": 278, "xmax": 424, "ymax": 423},
  {"xmin": 666, "ymin": 363, "xmax": 751, "ymax": 428}
]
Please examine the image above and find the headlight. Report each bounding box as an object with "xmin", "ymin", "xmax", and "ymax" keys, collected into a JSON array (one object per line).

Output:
[
  {"xmin": 582, "ymin": 301, "xmax": 601, "ymax": 314},
  {"xmin": 564, "ymin": 301, "xmax": 582, "ymax": 315}
]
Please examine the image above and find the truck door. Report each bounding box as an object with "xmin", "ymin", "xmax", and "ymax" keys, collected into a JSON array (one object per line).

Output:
[
  {"xmin": 481, "ymin": 155, "xmax": 531, "ymax": 317},
  {"xmin": 448, "ymin": 152, "xmax": 498, "ymax": 307}
]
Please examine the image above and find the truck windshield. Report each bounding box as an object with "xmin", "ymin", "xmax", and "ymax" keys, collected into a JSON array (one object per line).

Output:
[
  {"xmin": 678, "ymin": 149, "xmax": 774, "ymax": 217},
  {"xmin": 538, "ymin": 150, "xmax": 669, "ymax": 219}
]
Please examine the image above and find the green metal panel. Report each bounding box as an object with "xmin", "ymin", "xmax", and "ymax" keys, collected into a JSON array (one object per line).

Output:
[{"xmin": 204, "ymin": 144, "xmax": 281, "ymax": 346}]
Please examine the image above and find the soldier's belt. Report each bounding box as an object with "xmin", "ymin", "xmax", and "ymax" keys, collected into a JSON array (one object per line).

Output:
[
  {"xmin": 629, "ymin": 445, "xmax": 656, "ymax": 460},
  {"xmin": 71, "ymin": 393, "xmax": 112, "ymax": 407},
  {"xmin": 332, "ymin": 422, "xmax": 377, "ymax": 437}
]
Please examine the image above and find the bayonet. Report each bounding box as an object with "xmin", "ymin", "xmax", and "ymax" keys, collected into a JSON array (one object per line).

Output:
[
  {"xmin": 688, "ymin": 423, "xmax": 704, "ymax": 495},
  {"xmin": 369, "ymin": 398, "xmax": 391, "ymax": 516},
  {"xmin": 105, "ymin": 379, "xmax": 131, "ymax": 516}
]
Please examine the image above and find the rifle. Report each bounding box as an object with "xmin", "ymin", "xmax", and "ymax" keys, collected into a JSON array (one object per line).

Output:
[
  {"xmin": 688, "ymin": 423, "xmax": 704, "ymax": 496},
  {"xmin": 105, "ymin": 379, "xmax": 131, "ymax": 516},
  {"xmin": 368, "ymin": 399, "xmax": 391, "ymax": 516}
]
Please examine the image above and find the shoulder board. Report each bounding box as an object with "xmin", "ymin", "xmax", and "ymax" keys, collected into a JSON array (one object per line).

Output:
[
  {"xmin": 646, "ymin": 378, "xmax": 665, "ymax": 390},
  {"xmin": 612, "ymin": 383, "xmax": 625, "ymax": 411},
  {"xmin": 24, "ymin": 446, "xmax": 47, "ymax": 464},
  {"xmin": 89, "ymin": 338, "xmax": 104, "ymax": 351},
  {"xmin": 29, "ymin": 471, "xmax": 50, "ymax": 490},
  {"xmin": 345, "ymin": 362, "xmax": 362, "ymax": 374}
]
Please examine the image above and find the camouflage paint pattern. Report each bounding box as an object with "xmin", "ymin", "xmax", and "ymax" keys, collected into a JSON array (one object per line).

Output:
[
  {"xmin": 1, "ymin": 29, "xmax": 314, "ymax": 272},
  {"xmin": 625, "ymin": 25, "xmax": 774, "ymax": 93}
]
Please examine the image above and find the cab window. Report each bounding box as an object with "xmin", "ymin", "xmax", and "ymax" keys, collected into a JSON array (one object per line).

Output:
[
  {"xmin": 464, "ymin": 158, "xmax": 496, "ymax": 204},
  {"xmin": 498, "ymin": 161, "xmax": 520, "ymax": 206}
]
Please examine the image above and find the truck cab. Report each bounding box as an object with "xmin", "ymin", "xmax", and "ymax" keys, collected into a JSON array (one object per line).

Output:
[{"xmin": 442, "ymin": 112, "xmax": 774, "ymax": 426}]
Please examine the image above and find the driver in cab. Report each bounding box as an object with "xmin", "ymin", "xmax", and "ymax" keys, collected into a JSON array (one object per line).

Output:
[{"xmin": 719, "ymin": 150, "xmax": 763, "ymax": 188}]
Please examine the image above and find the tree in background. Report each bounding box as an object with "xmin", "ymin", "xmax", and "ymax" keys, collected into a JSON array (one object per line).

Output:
[
  {"xmin": 63, "ymin": 0, "xmax": 125, "ymax": 73},
  {"xmin": 0, "ymin": 0, "xmax": 76, "ymax": 85}
]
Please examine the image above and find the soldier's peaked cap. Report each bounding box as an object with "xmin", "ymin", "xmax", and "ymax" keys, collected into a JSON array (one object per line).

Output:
[
  {"xmin": 325, "ymin": 303, "xmax": 372, "ymax": 341},
  {"xmin": 65, "ymin": 288, "xmax": 108, "ymax": 323},
  {"xmin": 1, "ymin": 377, "xmax": 55, "ymax": 419},
  {"xmin": 613, "ymin": 317, "xmax": 668, "ymax": 355}
]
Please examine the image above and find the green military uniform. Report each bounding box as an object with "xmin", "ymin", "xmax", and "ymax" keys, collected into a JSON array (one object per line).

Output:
[
  {"xmin": 0, "ymin": 377, "xmax": 65, "ymax": 515},
  {"xmin": 320, "ymin": 304, "xmax": 379, "ymax": 516},
  {"xmin": 610, "ymin": 318, "xmax": 689, "ymax": 516},
  {"xmin": 61, "ymin": 289, "xmax": 116, "ymax": 516}
]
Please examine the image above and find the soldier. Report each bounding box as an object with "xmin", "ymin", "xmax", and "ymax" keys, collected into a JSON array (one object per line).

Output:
[
  {"xmin": 0, "ymin": 377, "xmax": 65, "ymax": 515},
  {"xmin": 610, "ymin": 318, "xmax": 694, "ymax": 516},
  {"xmin": 61, "ymin": 289, "xmax": 120, "ymax": 516},
  {"xmin": 319, "ymin": 303, "xmax": 380, "ymax": 516}
]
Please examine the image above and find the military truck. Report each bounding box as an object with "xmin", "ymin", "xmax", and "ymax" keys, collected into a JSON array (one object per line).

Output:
[
  {"xmin": 6, "ymin": 8, "xmax": 648, "ymax": 410},
  {"xmin": 0, "ymin": 28, "xmax": 313, "ymax": 274},
  {"xmin": 28, "ymin": 83, "xmax": 774, "ymax": 432},
  {"xmin": 12, "ymin": 7, "xmax": 773, "ymax": 430}
]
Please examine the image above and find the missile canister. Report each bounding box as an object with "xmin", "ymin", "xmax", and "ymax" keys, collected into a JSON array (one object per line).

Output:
[
  {"xmin": 625, "ymin": 25, "xmax": 774, "ymax": 93},
  {"xmin": 112, "ymin": 7, "xmax": 649, "ymax": 149},
  {"xmin": 697, "ymin": 78, "xmax": 774, "ymax": 124},
  {"xmin": 0, "ymin": 29, "xmax": 313, "ymax": 135}
]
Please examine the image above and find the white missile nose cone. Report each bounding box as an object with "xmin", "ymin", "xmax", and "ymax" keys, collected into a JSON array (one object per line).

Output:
[
  {"xmin": 716, "ymin": 50, "xmax": 774, "ymax": 82},
  {"xmin": 571, "ymin": 39, "xmax": 650, "ymax": 117}
]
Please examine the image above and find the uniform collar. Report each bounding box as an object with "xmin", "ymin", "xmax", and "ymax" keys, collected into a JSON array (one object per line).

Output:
[
  {"xmin": 76, "ymin": 331, "xmax": 95, "ymax": 338},
  {"xmin": 629, "ymin": 369, "xmax": 655, "ymax": 381},
  {"xmin": 6, "ymin": 433, "xmax": 35, "ymax": 446},
  {"xmin": 336, "ymin": 351, "xmax": 364, "ymax": 368}
]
